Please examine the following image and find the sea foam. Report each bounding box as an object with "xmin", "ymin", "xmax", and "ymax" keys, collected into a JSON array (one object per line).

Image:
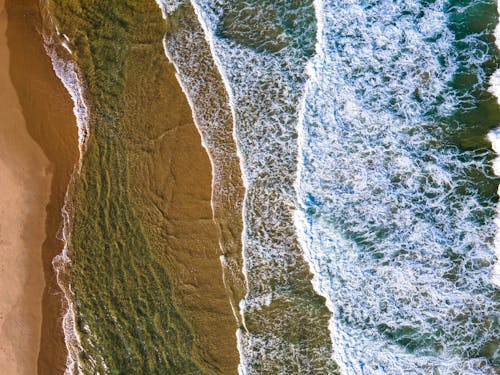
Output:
[
  {"xmin": 190, "ymin": 0, "xmax": 338, "ymax": 372},
  {"xmin": 295, "ymin": 0, "xmax": 500, "ymax": 373},
  {"xmin": 488, "ymin": 0, "xmax": 500, "ymax": 289},
  {"xmin": 42, "ymin": 28, "xmax": 89, "ymax": 375}
]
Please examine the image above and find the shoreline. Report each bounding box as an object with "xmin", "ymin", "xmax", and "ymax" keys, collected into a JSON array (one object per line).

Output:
[
  {"xmin": 40, "ymin": 6, "xmax": 91, "ymax": 369},
  {"xmin": 41, "ymin": 1, "xmax": 241, "ymax": 372},
  {"xmin": 4, "ymin": 0, "xmax": 79, "ymax": 373}
]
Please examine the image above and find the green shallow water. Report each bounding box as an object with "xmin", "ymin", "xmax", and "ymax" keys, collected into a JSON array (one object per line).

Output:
[
  {"xmin": 44, "ymin": 0, "xmax": 237, "ymax": 373},
  {"xmin": 446, "ymin": 0, "xmax": 500, "ymax": 221}
]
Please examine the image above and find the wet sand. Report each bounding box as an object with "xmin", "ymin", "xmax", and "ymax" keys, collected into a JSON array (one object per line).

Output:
[
  {"xmin": 2, "ymin": 0, "xmax": 78, "ymax": 373},
  {"xmin": 122, "ymin": 17, "xmax": 242, "ymax": 369}
]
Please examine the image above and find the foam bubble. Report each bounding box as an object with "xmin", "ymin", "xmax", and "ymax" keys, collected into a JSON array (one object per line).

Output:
[
  {"xmin": 490, "ymin": 70, "xmax": 500, "ymax": 106},
  {"xmin": 488, "ymin": 0, "xmax": 500, "ymax": 105},
  {"xmin": 190, "ymin": 0, "xmax": 338, "ymax": 372},
  {"xmin": 488, "ymin": 0, "xmax": 500, "ymax": 289},
  {"xmin": 295, "ymin": 0, "xmax": 500, "ymax": 372},
  {"xmin": 155, "ymin": 0, "xmax": 185, "ymax": 18}
]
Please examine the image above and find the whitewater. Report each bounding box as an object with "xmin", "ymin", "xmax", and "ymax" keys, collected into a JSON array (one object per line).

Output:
[
  {"xmin": 295, "ymin": 0, "xmax": 500, "ymax": 373},
  {"xmin": 161, "ymin": 0, "xmax": 500, "ymax": 373}
]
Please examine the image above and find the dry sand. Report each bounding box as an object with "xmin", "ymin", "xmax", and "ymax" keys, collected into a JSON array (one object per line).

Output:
[
  {"xmin": 0, "ymin": 0, "xmax": 50, "ymax": 373},
  {"xmin": 1, "ymin": 0, "xmax": 78, "ymax": 373},
  {"xmin": 1, "ymin": 0, "xmax": 240, "ymax": 372}
]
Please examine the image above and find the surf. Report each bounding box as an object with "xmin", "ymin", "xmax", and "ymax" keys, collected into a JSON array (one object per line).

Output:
[{"xmin": 295, "ymin": 0, "xmax": 500, "ymax": 373}]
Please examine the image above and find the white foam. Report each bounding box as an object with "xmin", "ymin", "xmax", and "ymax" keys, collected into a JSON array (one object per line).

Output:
[
  {"xmin": 490, "ymin": 70, "xmax": 500, "ymax": 106},
  {"xmin": 41, "ymin": 13, "xmax": 91, "ymax": 375},
  {"xmin": 295, "ymin": 0, "xmax": 499, "ymax": 372},
  {"xmin": 488, "ymin": 0, "xmax": 500, "ymax": 105},
  {"xmin": 155, "ymin": 0, "xmax": 185, "ymax": 18},
  {"xmin": 488, "ymin": 0, "xmax": 500, "ymax": 289}
]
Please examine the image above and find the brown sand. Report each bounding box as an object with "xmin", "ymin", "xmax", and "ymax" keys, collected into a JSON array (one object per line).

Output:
[
  {"xmin": 2, "ymin": 0, "xmax": 239, "ymax": 372},
  {"xmin": 0, "ymin": 0, "xmax": 49, "ymax": 373},
  {"xmin": 1, "ymin": 0, "xmax": 78, "ymax": 373}
]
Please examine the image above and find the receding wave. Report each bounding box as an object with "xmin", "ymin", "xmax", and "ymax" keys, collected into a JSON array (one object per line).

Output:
[
  {"xmin": 156, "ymin": 0, "xmax": 247, "ymax": 331},
  {"xmin": 190, "ymin": 0, "xmax": 338, "ymax": 372}
]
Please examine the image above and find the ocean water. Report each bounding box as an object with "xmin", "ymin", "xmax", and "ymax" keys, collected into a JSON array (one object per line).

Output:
[
  {"xmin": 43, "ymin": 0, "xmax": 500, "ymax": 373},
  {"xmin": 43, "ymin": 1, "xmax": 238, "ymax": 373},
  {"xmin": 181, "ymin": 0, "xmax": 500, "ymax": 373},
  {"xmin": 294, "ymin": 0, "xmax": 500, "ymax": 373}
]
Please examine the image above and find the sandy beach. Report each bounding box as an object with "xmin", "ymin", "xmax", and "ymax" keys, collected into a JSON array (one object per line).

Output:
[
  {"xmin": 1, "ymin": 0, "xmax": 240, "ymax": 372},
  {"xmin": 1, "ymin": 0, "xmax": 78, "ymax": 373},
  {"xmin": 0, "ymin": 0, "xmax": 50, "ymax": 372}
]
